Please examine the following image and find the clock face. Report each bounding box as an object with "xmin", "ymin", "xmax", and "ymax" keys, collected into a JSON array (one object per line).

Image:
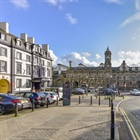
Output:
[{"xmin": 106, "ymin": 55, "xmax": 110, "ymax": 58}]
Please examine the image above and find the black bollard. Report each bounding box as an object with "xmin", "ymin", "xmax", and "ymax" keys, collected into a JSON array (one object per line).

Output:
[
  {"xmin": 111, "ymin": 110, "xmax": 115, "ymax": 140},
  {"xmin": 90, "ymin": 96, "xmax": 92, "ymax": 105},
  {"xmin": 46, "ymin": 97, "xmax": 48, "ymax": 108},
  {"xmin": 99, "ymin": 96, "xmax": 100, "ymax": 106},
  {"xmin": 14, "ymin": 102, "xmax": 18, "ymax": 117},
  {"xmin": 32, "ymin": 99, "xmax": 35, "ymax": 112},
  {"xmin": 109, "ymin": 97, "xmax": 111, "ymax": 107},
  {"xmin": 79, "ymin": 96, "xmax": 81, "ymax": 104},
  {"xmin": 111, "ymin": 101, "xmax": 113, "ymax": 111}
]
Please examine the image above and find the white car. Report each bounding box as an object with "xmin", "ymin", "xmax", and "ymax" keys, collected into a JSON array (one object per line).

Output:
[
  {"xmin": 43, "ymin": 92, "xmax": 60, "ymax": 104},
  {"xmin": 130, "ymin": 89, "xmax": 140, "ymax": 96}
]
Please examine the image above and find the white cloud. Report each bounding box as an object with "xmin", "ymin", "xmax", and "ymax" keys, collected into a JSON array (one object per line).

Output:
[
  {"xmin": 95, "ymin": 54, "xmax": 101, "ymax": 59},
  {"xmin": 119, "ymin": 12, "xmax": 140, "ymax": 28},
  {"xmin": 10, "ymin": 0, "xmax": 29, "ymax": 9},
  {"xmin": 82, "ymin": 52, "xmax": 91, "ymax": 57},
  {"xmin": 49, "ymin": 50, "xmax": 58, "ymax": 67},
  {"xmin": 44, "ymin": 0, "xmax": 78, "ymax": 7},
  {"xmin": 59, "ymin": 52, "xmax": 98, "ymax": 67},
  {"xmin": 103, "ymin": 0, "xmax": 122, "ymax": 4},
  {"xmin": 135, "ymin": 0, "xmax": 140, "ymax": 11},
  {"xmin": 66, "ymin": 13, "xmax": 77, "ymax": 25}
]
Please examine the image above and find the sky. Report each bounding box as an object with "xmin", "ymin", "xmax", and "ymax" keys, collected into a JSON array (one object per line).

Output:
[{"xmin": 1, "ymin": 0, "xmax": 140, "ymax": 68}]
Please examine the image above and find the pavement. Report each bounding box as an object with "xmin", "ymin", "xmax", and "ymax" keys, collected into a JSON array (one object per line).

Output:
[{"xmin": 0, "ymin": 93, "xmax": 130, "ymax": 140}]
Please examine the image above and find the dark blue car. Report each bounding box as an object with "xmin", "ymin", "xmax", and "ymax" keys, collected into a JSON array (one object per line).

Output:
[{"xmin": 0, "ymin": 94, "xmax": 30, "ymax": 114}]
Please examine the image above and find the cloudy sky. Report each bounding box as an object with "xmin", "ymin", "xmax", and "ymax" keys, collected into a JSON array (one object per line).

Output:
[{"xmin": 1, "ymin": 0, "xmax": 140, "ymax": 67}]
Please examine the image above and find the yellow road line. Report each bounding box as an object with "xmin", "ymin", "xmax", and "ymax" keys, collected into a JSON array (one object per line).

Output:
[{"xmin": 120, "ymin": 108, "xmax": 140, "ymax": 140}]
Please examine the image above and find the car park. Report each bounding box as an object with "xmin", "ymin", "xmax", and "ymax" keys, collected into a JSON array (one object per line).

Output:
[
  {"xmin": 15, "ymin": 92, "xmax": 46, "ymax": 107},
  {"xmin": 130, "ymin": 89, "xmax": 140, "ymax": 96},
  {"xmin": 0, "ymin": 94, "xmax": 31, "ymax": 114}
]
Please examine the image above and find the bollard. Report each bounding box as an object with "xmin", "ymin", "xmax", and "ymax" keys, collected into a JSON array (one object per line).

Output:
[
  {"xmin": 96, "ymin": 95, "xmax": 97, "ymax": 99},
  {"xmin": 56, "ymin": 97, "xmax": 58, "ymax": 106},
  {"xmin": 32, "ymin": 99, "xmax": 35, "ymax": 112},
  {"xmin": 82, "ymin": 94, "xmax": 84, "ymax": 98},
  {"xmin": 46, "ymin": 97, "xmax": 48, "ymax": 108},
  {"xmin": 109, "ymin": 97, "xmax": 111, "ymax": 107},
  {"xmin": 14, "ymin": 102, "xmax": 18, "ymax": 117},
  {"xmin": 79, "ymin": 96, "xmax": 81, "ymax": 104},
  {"xmin": 111, "ymin": 101, "xmax": 113, "ymax": 111},
  {"xmin": 111, "ymin": 110, "xmax": 115, "ymax": 140},
  {"xmin": 99, "ymin": 96, "xmax": 100, "ymax": 106},
  {"xmin": 90, "ymin": 96, "xmax": 92, "ymax": 105}
]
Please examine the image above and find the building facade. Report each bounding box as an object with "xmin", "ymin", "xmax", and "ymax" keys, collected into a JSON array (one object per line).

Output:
[
  {"xmin": 53, "ymin": 48, "xmax": 140, "ymax": 90},
  {"xmin": 0, "ymin": 22, "xmax": 53, "ymax": 94}
]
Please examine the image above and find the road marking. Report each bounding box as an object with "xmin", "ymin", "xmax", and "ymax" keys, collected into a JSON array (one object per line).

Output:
[{"xmin": 120, "ymin": 108, "xmax": 140, "ymax": 140}]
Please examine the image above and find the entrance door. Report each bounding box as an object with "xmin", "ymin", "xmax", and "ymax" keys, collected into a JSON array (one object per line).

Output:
[{"xmin": 0, "ymin": 79, "xmax": 10, "ymax": 93}]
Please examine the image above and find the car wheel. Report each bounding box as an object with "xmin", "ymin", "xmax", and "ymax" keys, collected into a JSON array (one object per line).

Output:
[{"xmin": 0, "ymin": 105, "xmax": 6, "ymax": 114}]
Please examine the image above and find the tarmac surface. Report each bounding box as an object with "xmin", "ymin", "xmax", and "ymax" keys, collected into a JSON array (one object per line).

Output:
[{"xmin": 0, "ymin": 93, "xmax": 128, "ymax": 140}]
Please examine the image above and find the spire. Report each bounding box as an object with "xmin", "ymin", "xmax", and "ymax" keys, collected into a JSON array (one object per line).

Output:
[{"xmin": 107, "ymin": 46, "xmax": 109, "ymax": 51}]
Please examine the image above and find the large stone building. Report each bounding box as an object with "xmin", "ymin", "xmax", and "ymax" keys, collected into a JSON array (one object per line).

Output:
[
  {"xmin": 0, "ymin": 22, "xmax": 53, "ymax": 94},
  {"xmin": 53, "ymin": 48, "xmax": 140, "ymax": 90}
]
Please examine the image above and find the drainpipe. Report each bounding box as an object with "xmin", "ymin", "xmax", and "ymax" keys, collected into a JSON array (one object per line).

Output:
[{"xmin": 31, "ymin": 47, "xmax": 34, "ymax": 91}]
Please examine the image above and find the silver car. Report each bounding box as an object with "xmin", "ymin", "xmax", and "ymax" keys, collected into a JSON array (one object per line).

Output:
[{"xmin": 130, "ymin": 89, "xmax": 140, "ymax": 96}]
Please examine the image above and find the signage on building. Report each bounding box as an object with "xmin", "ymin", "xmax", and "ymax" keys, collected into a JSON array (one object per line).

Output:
[{"xmin": 13, "ymin": 82, "xmax": 16, "ymax": 86}]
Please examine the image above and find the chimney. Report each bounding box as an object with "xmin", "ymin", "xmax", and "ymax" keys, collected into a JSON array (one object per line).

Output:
[
  {"xmin": 42, "ymin": 44, "xmax": 49, "ymax": 51},
  {"xmin": 28, "ymin": 37, "xmax": 35, "ymax": 44},
  {"xmin": 69, "ymin": 61, "xmax": 72, "ymax": 68},
  {"xmin": 20, "ymin": 33, "xmax": 27, "ymax": 42},
  {"xmin": 0, "ymin": 22, "xmax": 9, "ymax": 33}
]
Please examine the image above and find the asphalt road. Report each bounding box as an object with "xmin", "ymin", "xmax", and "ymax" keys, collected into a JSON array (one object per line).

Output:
[{"xmin": 119, "ymin": 95, "xmax": 140, "ymax": 140}]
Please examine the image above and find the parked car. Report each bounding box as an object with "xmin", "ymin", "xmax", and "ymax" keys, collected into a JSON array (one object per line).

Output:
[
  {"xmin": 0, "ymin": 94, "xmax": 31, "ymax": 114},
  {"xmin": 47, "ymin": 92, "xmax": 59, "ymax": 101},
  {"xmin": 130, "ymin": 89, "xmax": 140, "ymax": 96},
  {"xmin": 42, "ymin": 92, "xmax": 57, "ymax": 104},
  {"xmin": 101, "ymin": 88, "xmax": 116, "ymax": 95},
  {"xmin": 15, "ymin": 92, "xmax": 46, "ymax": 107},
  {"xmin": 71, "ymin": 88, "xmax": 85, "ymax": 95},
  {"xmin": 45, "ymin": 87, "xmax": 63, "ymax": 100}
]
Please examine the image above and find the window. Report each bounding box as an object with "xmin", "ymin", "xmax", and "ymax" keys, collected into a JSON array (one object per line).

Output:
[
  {"xmin": 0, "ymin": 61, "xmax": 7, "ymax": 72},
  {"xmin": 0, "ymin": 33, "xmax": 6, "ymax": 40},
  {"xmin": 0, "ymin": 47, "xmax": 7, "ymax": 56},
  {"xmin": 16, "ymin": 52, "xmax": 22, "ymax": 60},
  {"xmin": 26, "ymin": 65, "xmax": 31, "ymax": 75},
  {"xmin": 26, "ymin": 43, "xmax": 31, "ymax": 50},
  {"xmin": 34, "ymin": 57, "xmax": 38, "ymax": 64},
  {"xmin": 41, "ymin": 81, "xmax": 44, "ymax": 87},
  {"xmin": 47, "ymin": 61, "xmax": 50, "ymax": 67},
  {"xmin": 16, "ymin": 79, "xmax": 22, "ymax": 88},
  {"xmin": 42, "ymin": 68, "xmax": 45, "ymax": 76},
  {"xmin": 26, "ymin": 55, "xmax": 31, "ymax": 62},
  {"xmin": 41, "ymin": 60, "xmax": 44, "ymax": 65},
  {"xmin": 47, "ymin": 68, "xmax": 50, "ymax": 77},
  {"xmin": 16, "ymin": 39, "xmax": 21, "ymax": 46},
  {"xmin": 16, "ymin": 63, "xmax": 22, "ymax": 74},
  {"xmin": 26, "ymin": 79, "xmax": 31, "ymax": 88}
]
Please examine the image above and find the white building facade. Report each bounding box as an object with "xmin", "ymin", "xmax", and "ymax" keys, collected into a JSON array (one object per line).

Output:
[{"xmin": 0, "ymin": 22, "xmax": 53, "ymax": 94}]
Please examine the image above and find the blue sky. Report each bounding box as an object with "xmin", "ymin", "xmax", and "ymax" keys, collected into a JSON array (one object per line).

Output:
[{"xmin": 1, "ymin": 0, "xmax": 140, "ymax": 67}]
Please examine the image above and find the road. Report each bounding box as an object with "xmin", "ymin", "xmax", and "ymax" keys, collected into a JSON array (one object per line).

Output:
[{"xmin": 119, "ymin": 94, "xmax": 140, "ymax": 140}]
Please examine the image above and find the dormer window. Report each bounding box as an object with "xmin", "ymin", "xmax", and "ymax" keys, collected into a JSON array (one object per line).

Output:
[
  {"xmin": 16, "ymin": 38, "xmax": 21, "ymax": 46},
  {"xmin": 26, "ymin": 43, "xmax": 31, "ymax": 50},
  {"xmin": 0, "ymin": 33, "xmax": 6, "ymax": 41}
]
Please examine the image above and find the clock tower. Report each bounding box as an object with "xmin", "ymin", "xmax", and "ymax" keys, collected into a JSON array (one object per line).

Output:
[{"xmin": 104, "ymin": 47, "xmax": 112, "ymax": 69}]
